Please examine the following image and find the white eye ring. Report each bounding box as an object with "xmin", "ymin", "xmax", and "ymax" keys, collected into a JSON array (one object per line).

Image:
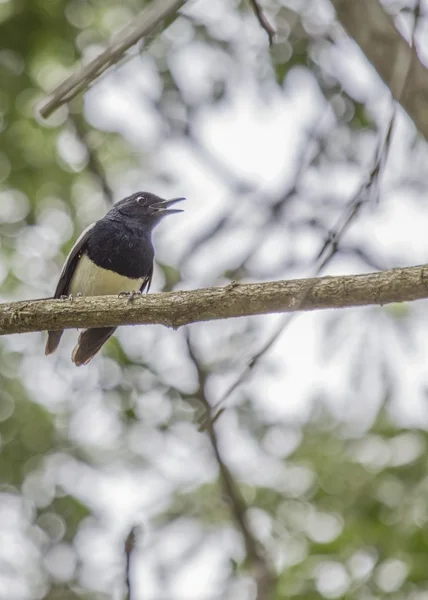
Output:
[{"xmin": 137, "ymin": 195, "xmax": 145, "ymax": 203}]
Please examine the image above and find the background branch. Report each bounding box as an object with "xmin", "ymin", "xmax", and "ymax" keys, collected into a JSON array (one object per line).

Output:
[
  {"xmin": 2, "ymin": 264, "xmax": 428, "ymax": 336},
  {"xmin": 332, "ymin": 0, "xmax": 428, "ymax": 140},
  {"xmin": 124, "ymin": 527, "xmax": 138, "ymax": 600},
  {"xmin": 248, "ymin": 0, "xmax": 276, "ymax": 45},
  {"xmin": 185, "ymin": 332, "xmax": 274, "ymax": 599},
  {"xmin": 38, "ymin": 0, "xmax": 186, "ymax": 119}
]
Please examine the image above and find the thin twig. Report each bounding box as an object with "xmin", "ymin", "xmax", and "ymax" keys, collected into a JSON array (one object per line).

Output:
[
  {"xmin": 124, "ymin": 526, "xmax": 138, "ymax": 600},
  {"xmin": 248, "ymin": 0, "xmax": 276, "ymax": 46},
  {"xmin": 208, "ymin": 0, "xmax": 424, "ymax": 421},
  {"xmin": 207, "ymin": 110, "xmax": 397, "ymax": 421},
  {"xmin": 38, "ymin": 0, "xmax": 186, "ymax": 118},
  {"xmin": 185, "ymin": 331, "xmax": 274, "ymax": 599}
]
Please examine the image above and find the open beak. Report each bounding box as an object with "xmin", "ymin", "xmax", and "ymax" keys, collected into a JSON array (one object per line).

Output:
[{"xmin": 155, "ymin": 197, "xmax": 185, "ymax": 215}]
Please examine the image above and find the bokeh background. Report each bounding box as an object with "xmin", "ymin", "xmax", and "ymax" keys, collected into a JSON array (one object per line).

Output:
[{"xmin": 2, "ymin": 0, "xmax": 428, "ymax": 598}]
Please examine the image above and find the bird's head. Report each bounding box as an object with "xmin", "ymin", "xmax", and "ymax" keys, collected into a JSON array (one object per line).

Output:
[{"xmin": 114, "ymin": 192, "xmax": 185, "ymax": 226}]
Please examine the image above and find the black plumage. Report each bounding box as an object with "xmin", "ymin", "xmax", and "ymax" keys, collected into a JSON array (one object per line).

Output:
[{"xmin": 45, "ymin": 191, "xmax": 184, "ymax": 366}]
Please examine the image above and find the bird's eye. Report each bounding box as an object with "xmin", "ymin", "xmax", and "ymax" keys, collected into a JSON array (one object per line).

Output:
[{"xmin": 136, "ymin": 195, "xmax": 145, "ymax": 204}]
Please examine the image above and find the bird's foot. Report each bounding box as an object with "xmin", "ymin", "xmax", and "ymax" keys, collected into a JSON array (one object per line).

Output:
[
  {"xmin": 60, "ymin": 293, "xmax": 82, "ymax": 302},
  {"xmin": 118, "ymin": 290, "xmax": 142, "ymax": 303}
]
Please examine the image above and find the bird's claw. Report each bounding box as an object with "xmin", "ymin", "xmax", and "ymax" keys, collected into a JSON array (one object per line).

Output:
[{"xmin": 118, "ymin": 290, "xmax": 142, "ymax": 303}]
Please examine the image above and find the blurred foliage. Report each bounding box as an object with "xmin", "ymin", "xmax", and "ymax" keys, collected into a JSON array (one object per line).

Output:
[{"xmin": 1, "ymin": 0, "xmax": 428, "ymax": 599}]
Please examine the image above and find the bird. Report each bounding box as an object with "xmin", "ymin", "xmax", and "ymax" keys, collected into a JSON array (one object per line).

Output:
[{"xmin": 45, "ymin": 191, "xmax": 185, "ymax": 366}]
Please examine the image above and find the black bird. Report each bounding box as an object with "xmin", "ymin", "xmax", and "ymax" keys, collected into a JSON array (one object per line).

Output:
[{"xmin": 45, "ymin": 191, "xmax": 185, "ymax": 366}]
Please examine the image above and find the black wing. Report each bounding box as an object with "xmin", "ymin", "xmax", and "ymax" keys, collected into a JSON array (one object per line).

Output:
[
  {"xmin": 53, "ymin": 223, "xmax": 95, "ymax": 298},
  {"xmin": 45, "ymin": 224, "xmax": 95, "ymax": 356}
]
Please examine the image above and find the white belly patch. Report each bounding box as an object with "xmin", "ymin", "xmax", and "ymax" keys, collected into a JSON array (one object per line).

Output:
[{"xmin": 69, "ymin": 254, "xmax": 143, "ymax": 296}]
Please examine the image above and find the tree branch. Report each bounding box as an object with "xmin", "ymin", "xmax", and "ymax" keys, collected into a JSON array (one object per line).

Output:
[
  {"xmin": 248, "ymin": 0, "xmax": 276, "ymax": 46},
  {"xmin": 124, "ymin": 526, "xmax": 138, "ymax": 600},
  {"xmin": 332, "ymin": 0, "xmax": 428, "ymax": 140},
  {"xmin": 185, "ymin": 332, "xmax": 274, "ymax": 599},
  {"xmin": 2, "ymin": 264, "xmax": 428, "ymax": 336},
  {"xmin": 38, "ymin": 0, "xmax": 186, "ymax": 119}
]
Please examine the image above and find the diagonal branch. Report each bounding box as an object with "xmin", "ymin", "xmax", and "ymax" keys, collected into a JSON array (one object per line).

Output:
[
  {"xmin": 185, "ymin": 332, "xmax": 274, "ymax": 599},
  {"xmin": 1, "ymin": 264, "xmax": 428, "ymax": 336},
  {"xmin": 248, "ymin": 0, "xmax": 276, "ymax": 46},
  {"xmin": 38, "ymin": 0, "xmax": 186, "ymax": 119},
  {"xmin": 332, "ymin": 0, "xmax": 428, "ymax": 140}
]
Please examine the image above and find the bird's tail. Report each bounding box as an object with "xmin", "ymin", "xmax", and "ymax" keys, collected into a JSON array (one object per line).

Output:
[
  {"xmin": 71, "ymin": 327, "xmax": 116, "ymax": 366},
  {"xmin": 45, "ymin": 330, "xmax": 64, "ymax": 355}
]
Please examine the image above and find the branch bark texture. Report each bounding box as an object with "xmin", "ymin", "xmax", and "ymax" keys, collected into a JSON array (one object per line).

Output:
[
  {"xmin": 332, "ymin": 0, "xmax": 428, "ymax": 140},
  {"xmin": 1, "ymin": 264, "xmax": 428, "ymax": 336}
]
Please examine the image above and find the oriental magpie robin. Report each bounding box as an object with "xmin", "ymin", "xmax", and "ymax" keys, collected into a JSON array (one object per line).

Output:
[{"xmin": 45, "ymin": 191, "xmax": 185, "ymax": 365}]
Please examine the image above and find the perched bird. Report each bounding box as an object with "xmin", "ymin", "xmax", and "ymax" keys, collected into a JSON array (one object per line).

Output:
[{"xmin": 45, "ymin": 191, "xmax": 185, "ymax": 366}]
